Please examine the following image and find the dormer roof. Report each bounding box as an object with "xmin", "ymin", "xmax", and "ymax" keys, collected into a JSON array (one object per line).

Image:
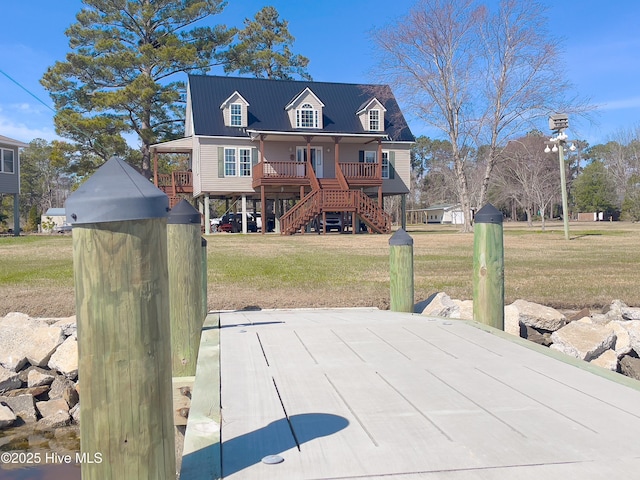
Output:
[
  {"xmin": 284, "ymin": 87, "xmax": 325, "ymax": 111},
  {"xmin": 356, "ymin": 97, "xmax": 387, "ymax": 115},
  {"xmin": 219, "ymin": 91, "xmax": 250, "ymax": 110}
]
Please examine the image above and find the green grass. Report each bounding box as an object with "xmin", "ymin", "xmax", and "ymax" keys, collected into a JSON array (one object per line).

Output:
[{"xmin": 2, "ymin": 220, "xmax": 640, "ymax": 317}]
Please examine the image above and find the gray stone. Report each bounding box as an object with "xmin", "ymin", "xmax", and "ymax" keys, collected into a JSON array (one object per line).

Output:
[
  {"xmin": 27, "ymin": 368, "xmax": 56, "ymax": 388},
  {"xmin": 622, "ymin": 321, "xmax": 640, "ymax": 354},
  {"xmin": 620, "ymin": 355, "xmax": 640, "ymax": 380},
  {"xmin": 603, "ymin": 299, "xmax": 627, "ymax": 316},
  {"xmin": 420, "ymin": 292, "xmax": 459, "ymax": 318},
  {"xmin": 48, "ymin": 336, "xmax": 78, "ymax": 380},
  {"xmin": 523, "ymin": 325, "xmax": 553, "ymax": 346},
  {"xmin": 608, "ymin": 321, "xmax": 633, "ymax": 357},
  {"xmin": 2, "ymin": 385, "xmax": 49, "ymax": 398},
  {"xmin": 0, "ymin": 403, "xmax": 17, "ymax": 428},
  {"xmin": 0, "ymin": 366, "xmax": 21, "ymax": 393},
  {"xmin": 504, "ymin": 304, "xmax": 521, "ymax": 336},
  {"xmin": 450, "ymin": 300, "xmax": 473, "ymax": 320},
  {"xmin": 49, "ymin": 376, "xmax": 77, "ymax": 404},
  {"xmin": 591, "ymin": 349, "xmax": 619, "ymax": 371},
  {"xmin": 0, "ymin": 314, "xmax": 44, "ymax": 371},
  {"xmin": 568, "ymin": 308, "xmax": 591, "ymax": 322},
  {"xmin": 511, "ymin": 299, "xmax": 566, "ymax": 332},
  {"xmin": 0, "ymin": 394, "xmax": 37, "ymax": 423},
  {"xmin": 51, "ymin": 316, "xmax": 77, "ymax": 337},
  {"xmin": 24, "ymin": 325, "xmax": 65, "ymax": 368},
  {"xmin": 35, "ymin": 410, "xmax": 71, "ymax": 430},
  {"xmin": 621, "ymin": 307, "xmax": 640, "ymax": 321},
  {"xmin": 550, "ymin": 322, "xmax": 616, "ymax": 361},
  {"xmin": 36, "ymin": 398, "xmax": 69, "ymax": 418},
  {"xmin": 69, "ymin": 403, "xmax": 80, "ymax": 424}
]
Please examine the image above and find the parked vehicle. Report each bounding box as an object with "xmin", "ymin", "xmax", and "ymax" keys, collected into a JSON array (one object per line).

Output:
[
  {"xmin": 218, "ymin": 213, "xmax": 258, "ymax": 233},
  {"xmin": 317, "ymin": 213, "xmax": 344, "ymax": 232}
]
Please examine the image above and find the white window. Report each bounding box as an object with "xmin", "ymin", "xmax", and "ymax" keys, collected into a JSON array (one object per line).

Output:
[
  {"xmin": 369, "ymin": 109, "xmax": 380, "ymax": 131},
  {"xmin": 224, "ymin": 148, "xmax": 236, "ymax": 176},
  {"xmin": 230, "ymin": 103, "xmax": 242, "ymax": 126},
  {"xmin": 239, "ymin": 148, "xmax": 252, "ymax": 176},
  {"xmin": 1, "ymin": 149, "xmax": 14, "ymax": 173},
  {"xmin": 224, "ymin": 147, "xmax": 253, "ymax": 177},
  {"xmin": 382, "ymin": 151, "xmax": 389, "ymax": 179},
  {"xmin": 296, "ymin": 103, "xmax": 319, "ymax": 128}
]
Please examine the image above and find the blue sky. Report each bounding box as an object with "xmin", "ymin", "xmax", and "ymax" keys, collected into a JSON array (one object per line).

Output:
[{"xmin": 1, "ymin": 0, "xmax": 639, "ymax": 147}]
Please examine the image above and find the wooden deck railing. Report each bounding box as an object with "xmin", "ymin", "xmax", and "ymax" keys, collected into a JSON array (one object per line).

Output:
[
  {"xmin": 157, "ymin": 171, "xmax": 193, "ymax": 196},
  {"xmin": 339, "ymin": 162, "xmax": 380, "ymax": 180}
]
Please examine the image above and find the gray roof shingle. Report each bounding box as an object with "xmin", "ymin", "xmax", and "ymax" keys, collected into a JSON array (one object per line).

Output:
[{"xmin": 188, "ymin": 75, "xmax": 414, "ymax": 142}]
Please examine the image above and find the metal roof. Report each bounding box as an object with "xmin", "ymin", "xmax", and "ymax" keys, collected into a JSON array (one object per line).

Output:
[{"xmin": 187, "ymin": 75, "xmax": 415, "ymax": 142}]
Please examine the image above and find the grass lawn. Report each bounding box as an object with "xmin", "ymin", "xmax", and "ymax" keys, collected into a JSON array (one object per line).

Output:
[{"xmin": 1, "ymin": 220, "xmax": 639, "ymax": 317}]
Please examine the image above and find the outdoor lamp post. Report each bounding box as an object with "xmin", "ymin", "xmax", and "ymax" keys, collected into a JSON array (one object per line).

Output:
[{"xmin": 545, "ymin": 114, "xmax": 576, "ymax": 241}]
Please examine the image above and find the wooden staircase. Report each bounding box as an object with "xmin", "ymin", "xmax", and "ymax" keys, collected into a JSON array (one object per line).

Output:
[{"xmin": 280, "ymin": 189, "xmax": 391, "ymax": 235}]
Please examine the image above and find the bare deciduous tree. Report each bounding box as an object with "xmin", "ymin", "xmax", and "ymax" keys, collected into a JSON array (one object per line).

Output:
[
  {"xmin": 490, "ymin": 133, "xmax": 558, "ymax": 228},
  {"xmin": 374, "ymin": 0, "xmax": 578, "ymax": 232}
]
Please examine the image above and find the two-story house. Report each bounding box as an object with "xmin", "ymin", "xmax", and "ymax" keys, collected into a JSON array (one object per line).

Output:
[
  {"xmin": 0, "ymin": 134, "xmax": 28, "ymax": 235},
  {"xmin": 151, "ymin": 75, "xmax": 414, "ymax": 234}
]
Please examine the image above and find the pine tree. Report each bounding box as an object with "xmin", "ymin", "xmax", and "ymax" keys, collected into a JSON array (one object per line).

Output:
[
  {"xmin": 223, "ymin": 6, "xmax": 311, "ymax": 80},
  {"xmin": 41, "ymin": 0, "xmax": 235, "ymax": 178}
]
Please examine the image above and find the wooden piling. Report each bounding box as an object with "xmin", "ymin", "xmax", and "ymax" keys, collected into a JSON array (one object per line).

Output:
[
  {"xmin": 473, "ymin": 203, "xmax": 504, "ymax": 330},
  {"xmin": 389, "ymin": 228, "xmax": 414, "ymax": 312},
  {"xmin": 65, "ymin": 158, "xmax": 175, "ymax": 480},
  {"xmin": 167, "ymin": 200, "xmax": 205, "ymax": 377}
]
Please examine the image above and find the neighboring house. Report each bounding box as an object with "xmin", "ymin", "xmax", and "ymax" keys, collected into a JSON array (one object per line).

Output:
[
  {"xmin": 425, "ymin": 205, "xmax": 465, "ymax": 225},
  {"xmin": 151, "ymin": 75, "xmax": 414, "ymax": 234},
  {"xmin": 41, "ymin": 207, "xmax": 68, "ymax": 232},
  {"xmin": 0, "ymin": 134, "xmax": 28, "ymax": 235}
]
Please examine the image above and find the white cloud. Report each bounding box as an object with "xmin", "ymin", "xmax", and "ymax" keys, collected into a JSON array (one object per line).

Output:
[
  {"xmin": 597, "ymin": 97, "xmax": 640, "ymax": 111},
  {"xmin": 0, "ymin": 114, "xmax": 58, "ymax": 143}
]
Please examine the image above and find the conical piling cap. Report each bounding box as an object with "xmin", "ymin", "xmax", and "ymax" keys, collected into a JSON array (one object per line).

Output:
[
  {"xmin": 389, "ymin": 228, "xmax": 413, "ymax": 246},
  {"xmin": 65, "ymin": 157, "xmax": 169, "ymax": 225},
  {"xmin": 474, "ymin": 203, "xmax": 503, "ymax": 224},
  {"xmin": 168, "ymin": 199, "xmax": 201, "ymax": 225}
]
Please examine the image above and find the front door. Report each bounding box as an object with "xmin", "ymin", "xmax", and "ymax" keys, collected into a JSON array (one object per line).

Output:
[{"xmin": 296, "ymin": 146, "xmax": 323, "ymax": 178}]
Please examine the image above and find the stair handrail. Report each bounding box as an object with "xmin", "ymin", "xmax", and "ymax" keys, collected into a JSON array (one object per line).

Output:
[{"xmin": 280, "ymin": 190, "xmax": 321, "ymax": 234}]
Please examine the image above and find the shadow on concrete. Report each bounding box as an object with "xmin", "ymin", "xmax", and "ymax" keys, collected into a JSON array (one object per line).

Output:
[{"xmin": 181, "ymin": 413, "xmax": 349, "ymax": 479}]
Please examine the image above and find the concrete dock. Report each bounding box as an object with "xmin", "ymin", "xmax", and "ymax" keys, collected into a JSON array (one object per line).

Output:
[{"xmin": 181, "ymin": 308, "xmax": 640, "ymax": 479}]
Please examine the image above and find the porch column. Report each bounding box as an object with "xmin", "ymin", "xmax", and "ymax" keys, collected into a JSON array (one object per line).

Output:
[
  {"xmin": 401, "ymin": 194, "xmax": 407, "ymax": 231},
  {"xmin": 241, "ymin": 194, "xmax": 247, "ymax": 234},
  {"xmin": 153, "ymin": 150, "xmax": 158, "ymax": 187},
  {"xmin": 274, "ymin": 194, "xmax": 281, "ymax": 234},
  {"xmin": 261, "ymin": 186, "xmax": 266, "ymax": 235},
  {"xmin": 377, "ymin": 139, "xmax": 383, "ymax": 207},
  {"xmin": 13, "ymin": 194, "xmax": 19, "ymax": 237},
  {"xmin": 204, "ymin": 194, "xmax": 211, "ymax": 234}
]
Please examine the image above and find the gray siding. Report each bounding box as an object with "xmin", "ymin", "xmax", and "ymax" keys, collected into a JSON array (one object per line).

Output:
[{"xmin": 0, "ymin": 144, "xmax": 19, "ymax": 194}]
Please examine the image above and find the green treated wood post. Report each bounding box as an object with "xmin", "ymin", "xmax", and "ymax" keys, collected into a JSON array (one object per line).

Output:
[
  {"xmin": 473, "ymin": 203, "xmax": 504, "ymax": 330},
  {"xmin": 389, "ymin": 228, "xmax": 414, "ymax": 312},
  {"xmin": 65, "ymin": 158, "xmax": 175, "ymax": 480},
  {"xmin": 202, "ymin": 236, "xmax": 208, "ymax": 318},
  {"xmin": 168, "ymin": 200, "xmax": 205, "ymax": 377}
]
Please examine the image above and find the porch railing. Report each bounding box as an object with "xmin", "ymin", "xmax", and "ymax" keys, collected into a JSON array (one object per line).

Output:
[{"xmin": 339, "ymin": 162, "xmax": 380, "ymax": 180}]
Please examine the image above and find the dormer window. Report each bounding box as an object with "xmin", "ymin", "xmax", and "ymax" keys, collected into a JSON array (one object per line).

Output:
[
  {"xmin": 230, "ymin": 103, "xmax": 243, "ymax": 126},
  {"xmin": 286, "ymin": 87, "xmax": 324, "ymax": 129},
  {"xmin": 297, "ymin": 103, "xmax": 319, "ymax": 128},
  {"xmin": 357, "ymin": 98, "xmax": 386, "ymax": 132},
  {"xmin": 220, "ymin": 91, "xmax": 249, "ymax": 128},
  {"xmin": 369, "ymin": 109, "xmax": 380, "ymax": 131}
]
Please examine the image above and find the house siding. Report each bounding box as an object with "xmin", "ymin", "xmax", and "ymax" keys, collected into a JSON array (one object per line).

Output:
[
  {"xmin": 199, "ymin": 138, "xmax": 255, "ymax": 195},
  {"xmin": 0, "ymin": 144, "xmax": 20, "ymax": 194}
]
